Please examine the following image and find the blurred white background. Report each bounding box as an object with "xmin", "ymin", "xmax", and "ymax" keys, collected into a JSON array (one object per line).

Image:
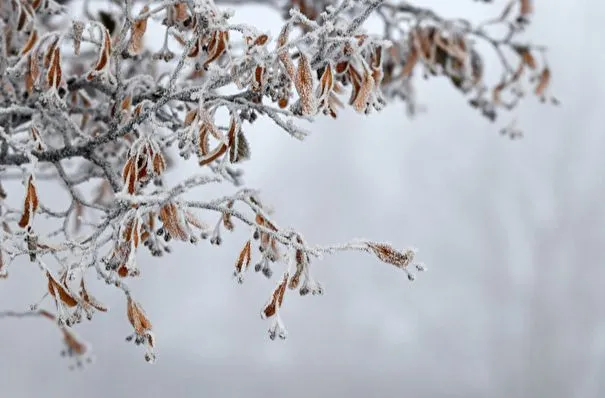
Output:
[{"xmin": 2, "ymin": 1, "xmax": 605, "ymax": 397}]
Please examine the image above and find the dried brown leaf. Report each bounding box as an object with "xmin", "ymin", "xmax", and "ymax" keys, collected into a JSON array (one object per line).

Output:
[
  {"xmin": 159, "ymin": 203, "xmax": 189, "ymax": 241},
  {"xmin": 520, "ymin": 0, "xmax": 533, "ymax": 16},
  {"xmin": 47, "ymin": 272, "xmax": 78, "ymax": 307},
  {"xmin": 80, "ymin": 278, "xmax": 108, "ymax": 312},
  {"xmin": 295, "ymin": 53, "xmax": 315, "ymax": 115},
  {"xmin": 352, "ymin": 69, "xmax": 375, "ymax": 113},
  {"xmin": 61, "ymin": 327, "xmax": 88, "ymax": 355},
  {"xmin": 261, "ymin": 272, "xmax": 289, "ymax": 319},
  {"xmin": 127, "ymin": 296, "xmax": 152, "ymax": 335},
  {"xmin": 20, "ymin": 29, "xmax": 38, "ymax": 56},
  {"xmin": 367, "ymin": 242, "xmax": 415, "ymax": 269},
  {"xmin": 203, "ymin": 31, "xmax": 228, "ymax": 69},
  {"xmin": 235, "ymin": 240, "xmax": 252, "ymax": 274},
  {"xmin": 18, "ymin": 176, "xmax": 38, "ymax": 228},
  {"xmin": 401, "ymin": 47, "xmax": 419, "ymax": 78},
  {"xmin": 317, "ymin": 63, "xmax": 334, "ymax": 101},
  {"xmin": 515, "ymin": 46, "xmax": 537, "ymax": 69},
  {"xmin": 535, "ymin": 67, "xmax": 551, "ymax": 97},
  {"xmin": 254, "ymin": 34, "xmax": 269, "ymax": 46},
  {"xmin": 128, "ymin": 6, "xmax": 149, "ymax": 56}
]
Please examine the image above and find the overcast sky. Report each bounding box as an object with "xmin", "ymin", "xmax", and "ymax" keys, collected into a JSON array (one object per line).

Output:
[{"xmin": 2, "ymin": 1, "xmax": 605, "ymax": 397}]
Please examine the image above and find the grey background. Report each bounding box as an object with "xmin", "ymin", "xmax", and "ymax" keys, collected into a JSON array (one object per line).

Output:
[{"xmin": 2, "ymin": 1, "xmax": 605, "ymax": 397}]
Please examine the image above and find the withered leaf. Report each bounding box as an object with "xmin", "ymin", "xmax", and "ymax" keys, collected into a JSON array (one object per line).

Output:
[
  {"xmin": 121, "ymin": 158, "xmax": 137, "ymax": 194},
  {"xmin": 367, "ymin": 242, "xmax": 415, "ymax": 269},
  {"xmin": 184, "ymin": 109, "xmax": 197, "ymax": 126},
  {"xmin": 203, "ymin": 31, "xmax": 229, "ymax": 69},
  {"xmin": 198, "ymin": 121, "xmax": 228, "ymax": 166},
  {"xmin": 127, "ymin": 296, "xmax": 152, "ymax": 335},
  {"xmin": 229, "ymin": 131, "xmax": 250, "ymax": 163},
  {"xmin": 80, "ymin": 277, "xmax": 108, "ymax": 312},
  {"xmin": 401, "ymin": 47, "xmax": 419, "ymax": 78},
  {"xmin": 18, "ymin": 176, "xmax": 39, "ymax": 228},
  {"xmin": 317, "ymin": 63, "xmax": 334, "ymax": 101},
  {"xmin": 128, "ymin": 6, "xmax": 149, "ymax": 56},
  {"xmin": 352, "ymin": 69, "xmax": 375, "ymax": 113},
  {"xmin": 235, "ymin": 240, "xmax": 252, "ymax": 274},
  {"xmin": 223, "ymin": 201, "xmax": 235, "ymax": 231},
  {"xmin": 254, "ymin": 34, "xmax": 268, "ymax": 46},
  {"xmin": 183, "ymin": 210, "xmax": 208, "ymax": 231},
  {"xmin": 295, "ymin": 53, "xmax": 315, "ymax": 115},
  {"xmin": 335, "ymin": 61, "xmax": 349, "ymax": 74},
  {"xmin": 261, "ymin": 272, "xmax": 289, "ymax": 319},
  {"xmin": 152, "ymin": 152, "xmax": 166, "ymax": 175},
  {"xmin": 535, "ymin": 67, "xmax": 551, "ymax": 97},
  {"xmin": 61, "ymin": 326, "xmax": 88, "ymax": 355},
  {"xmin": 515, "ymin": 46, "xmax": 537, "ymax": 69},
  {"xmin": 47, "ymin": 272, "xmax": 78, "ymax": 307},
  {"xmin": 87, "ymin": 28, "xmax": 112, "ymax": 80},
  {"xmin": 20, "ymin": 29, "xmax": 38, "ymax": 56},
  {"xmin": 159, "ymin": 203, "xmax": 189, "ymax": 241},
  {"xmin": 288, "ymin": 248, "xmax": 306, "ymax": 290},
  {"xmin": 520, "ymin": 0, "xmax": 533, "ymax": 16}
]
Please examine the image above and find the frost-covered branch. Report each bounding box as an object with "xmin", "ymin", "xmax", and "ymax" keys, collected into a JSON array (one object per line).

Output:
[{"xmin": 0, "ymin": 0, "xmax": 555, "ymax": 366}]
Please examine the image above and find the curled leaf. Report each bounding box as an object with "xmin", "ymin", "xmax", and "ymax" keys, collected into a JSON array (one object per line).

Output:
[
  {"xmin": 534, "ymin": 67, "xmax": 551, "ymax": 97},
  {"xmin": 366, "ymin": 242, "xmax": 415, "ymax": 269},
  {"xmin": 47, "ymin": 272, "xmax": 78, "ymax": 308},
  {"xmin": 20, "ymin": 29, "xmax": 38, "ymax": 56},
  {"xmin": 18, "ymin": 175, "xmax": 39, "ymax": 228},
  {"xmin": 127, "ymin": 296, "xmax": 152, "ymax": 336},
  {"xmin": 234, "ymin": 240, "xmax": 252, "ymax": 275},
  {"xmin": 128, "ymin": 6, "xmax": 149, "ymax": 56},
  {"xmin": 261, "ymin": 272, "xmax": 289, "ymax": 319},
  {"xmin": 80, "ymin": 278, "xmax": 108, "ymax": 312},
  {"xmin": 61, "ymin": 326, "xmax": 89, "ymax": 356}
]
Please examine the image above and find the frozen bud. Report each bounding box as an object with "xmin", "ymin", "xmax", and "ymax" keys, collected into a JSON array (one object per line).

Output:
[
  {"xmin": 254, "ymin": 262, "xmax": 262, "ymax": 272},
  {"xmin": 262, "ymin": 266, "xmax": 273, "ymax": 279},
  {"xmin": 407, "ymin": 273, "xmax": 415, "ymax": 281},
  {"xmin": 415, "ymin": 263, "xmax": 426, "ymax": 272},
  {"xmin": 144, "ymin": 352, "xmax": 156, "ymax": 363}
]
